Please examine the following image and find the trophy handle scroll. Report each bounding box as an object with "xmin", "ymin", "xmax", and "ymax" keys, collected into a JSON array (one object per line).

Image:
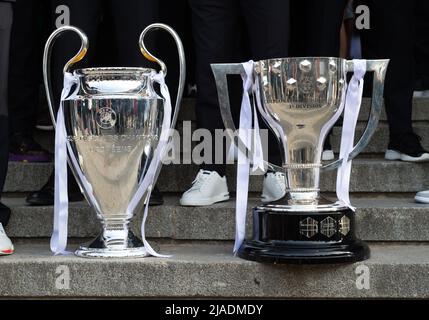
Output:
[
  {"xmin": 139, "ymin": 23, "xmax": 187, "ymax": 131},
  {"xmin": 42, "ymin": 25, "xmax": 89, "ymax": 128},
  {"xmin": 212, "ymin": 59, "xmax": 389, "ymax": 174}
]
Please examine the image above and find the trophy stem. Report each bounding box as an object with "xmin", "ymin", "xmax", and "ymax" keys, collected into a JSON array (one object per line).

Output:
[{"xmin": 75, "ymin": 218, "xmax": 149, "ymax": 259}]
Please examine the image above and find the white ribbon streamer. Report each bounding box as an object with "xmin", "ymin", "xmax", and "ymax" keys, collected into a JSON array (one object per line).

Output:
[
  {"xmin": 127, "ymin": 71, "xmax": 172, "ymax": 258},
  {"xmin": 234, "ymin": 60, "xmax": 265, "ymax": 253},
  {"xmin": 51, "ymin": 72, "xmax": 78, "ymax": 255},
  {"xmin": 336, "ymin": 59, "xmax": 366, "ymax": 210}
]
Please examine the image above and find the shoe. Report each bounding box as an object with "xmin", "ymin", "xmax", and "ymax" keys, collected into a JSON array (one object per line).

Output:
[
  {"xmin": 322, "ymin": 150, "xmax": 335, "ymax": 161},
  {"xmin": 9, "ymin": 133, "xmax": 52, "ymax": 163},
  {"xmin": 36, "ymin": 108, "xmax": 54, "ymax": 131},
  {"xmin": 180, "ymin": 170, "xmax": 229, "ymax": 206},
  {"xmin": 413, "ymin": 90, "xmax": 429, "ymax": 98},
  {"xmin": 385, "ymin": 133, "xmax": 429, "ymax": 162},
  {"xmin": 149, "ymin": 186, "xmax": 164, "ymax": 206},
  {"xmin": 0, "ymin": 223, "xmax": 14, "ymax": 256},
  {"xmin": 322, "ymin": 135, "xmax": 335, "ymax": 161},
  {"xmin": 261, "ymin": 171, "xmax": 286, "ymax": 203},
  {"xmin": 26, "ymin": 172, "xmax": 84, "ymax": 206},
  {"xmin": 415, "ymin": 190, "xmax": 429, "ymax": 204}
]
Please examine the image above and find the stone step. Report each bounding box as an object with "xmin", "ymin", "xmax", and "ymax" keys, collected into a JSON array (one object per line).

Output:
[
  {"xmin": 3, "ymin": 195, "xmax": 428, "ymax": 242},
  {"xmin": 5, "ymin": 158, "xmax": 428, "ymax": 193},
  {"xmin": 0, "ymin": 240, "xmax": 428, "ymax": 298}
]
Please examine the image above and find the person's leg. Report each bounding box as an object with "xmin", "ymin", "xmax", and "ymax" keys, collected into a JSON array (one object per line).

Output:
[
  {"xmin": 0, "ymin": 2, "xmax": 13, "ymax": 203},
  {"xmin": 0, "ymin": 1, "xmax": 14, "ymax": 254},
  {"xmin": 240, "ymin": 0, "xmax": 290, "ymax": 168},
  {"xmin": 415, "ymin": 0, "xmax": 429, "ymax": 91},
  {"xmin": 361, "ymin": 0, "xmax": 427, "ymax": 161},
  {"xmin": 180, "ymin": 0, "xmax": 240, "ymax": 206},
  {"xmin": 189, "ymin": 0, "xmax": 240, "ymax": 177},
  {"xmin": 7, "ymin": 0, "xmax": 52, "ymax": 163},
  {"xmin": 109, "ymin": 0, "xmax": 158, "ymax": 68},
  {"xmin": 26, "ymin": 0, "xmax": 102, "ymax": 206},
  {"xmin": 8, "ymin": 0, "xmax": 41, "ymax": 137}
]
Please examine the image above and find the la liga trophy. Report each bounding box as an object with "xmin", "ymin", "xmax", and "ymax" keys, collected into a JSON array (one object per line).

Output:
[
  {"xmin": 212, "ymin": 58, "xmax": 388, "ymax": 263},
  {"xmin": 43, "ymin": 24, "xmax": 185, "ymax": 258}
]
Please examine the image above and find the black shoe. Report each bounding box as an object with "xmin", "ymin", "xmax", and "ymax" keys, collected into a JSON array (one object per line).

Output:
[
  {"xmin": 26, "ymin": 172, "xmax": 84, "ymax": 206},
  {"xmin": 386, "ymin": 133, "xmax": 429, "ymax": 162},
  {"xmin": 0, "ymin": 202, "xmax": 11, "ymax": 226},
  {"xmin": 9, "ymin": 133, "xmax": 52, "ymax": 163},
  {"xmin": 149, "ymin": 186, "xmax": 164, "ymax": 206}
]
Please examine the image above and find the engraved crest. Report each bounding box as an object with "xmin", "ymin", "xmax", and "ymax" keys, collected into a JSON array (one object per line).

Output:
[{"xmin": 96, "ymin": 107, "xmax": 117, "ymax": 129}]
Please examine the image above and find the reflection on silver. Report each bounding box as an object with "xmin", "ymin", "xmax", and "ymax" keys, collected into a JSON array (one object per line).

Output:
[
  {"xmin": 299, "ymin": 217, "xmax": 318, "ymax": 239},
  {"xmin": 339, "ymin": 216, "xmax": 351, "ymax": 236},
  {"xmin": 320, "ymin": 217, "xmax": 337, "ymax": 238},
  {"xmin": 43, "ymin": 24, "xmax": 186, "ymax": 258}
]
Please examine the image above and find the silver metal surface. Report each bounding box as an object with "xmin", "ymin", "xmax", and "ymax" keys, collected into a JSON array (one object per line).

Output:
[
  {"xmin": 212, "ymin": 57, "xmax": 389, "ymax": 211},
  {"xmin": 43, "ymin": 24, "xmax": 186, "ymax": 258}
]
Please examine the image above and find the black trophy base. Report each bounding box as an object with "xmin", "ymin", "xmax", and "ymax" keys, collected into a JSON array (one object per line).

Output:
[
  {"xmin": 238, "ymin": 239, "xmax": 369, "ymax": 264},
  {"xmin": 239, "ymin": 205, "xmax": 370, "ymax": 264}
]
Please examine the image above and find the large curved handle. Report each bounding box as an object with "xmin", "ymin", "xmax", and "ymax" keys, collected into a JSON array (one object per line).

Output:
[
  {"xmin": 139, "ymin": 23, "xmax": 186, "ymax": 130},
  {"xmin": 322, "ymin": 59, "xmax": 389, "ymax": 171},
  {"xmin": 43, "ymin": 26, "xmax": 88, "ymax": 128},
  {"xmin": 211, "ymin": 63, "xmax": 282, "ymax": 172}
]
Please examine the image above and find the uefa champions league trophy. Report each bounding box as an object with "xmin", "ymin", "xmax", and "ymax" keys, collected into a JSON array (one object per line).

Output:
[
  {"xmin": 43, "ymin": 24, "xmax": 185, "ymax": 258},
  {"xmin": 212, "ymin": 58, "xmax": 388, "ymax": 263}
]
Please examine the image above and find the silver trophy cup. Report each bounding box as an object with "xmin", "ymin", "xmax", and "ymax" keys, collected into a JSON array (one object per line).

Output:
[
  {"xmin": 212, "ymin": 58, "xmax": 388, "ymax": 263},
  {"xmin": 43, "ymin": 24, "xmax": 185, "ymax": 258}
]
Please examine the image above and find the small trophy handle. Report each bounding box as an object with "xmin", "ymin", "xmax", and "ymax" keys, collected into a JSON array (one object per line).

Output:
[
  {"xmin": 43, "ymin": 26, "xmax": 89, "ymax": 128},
  {"xmin": 139, "ymin": 23, "xmax": 186, "ymax": 130},
  {"xmin": 211, "ymin": 63, "xmax": 282, "ymax": 172},
  {"xmin": 321, "ymin": 59, "xmax": 389, "ymax": 172}
]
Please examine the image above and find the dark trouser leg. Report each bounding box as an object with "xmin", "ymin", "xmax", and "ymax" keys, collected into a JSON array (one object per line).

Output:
[
  {"xmin": 27, "ymin": 1, "xmax": 101, "ymax": 204},
  {"xmin": 241, "ymin": 0, "xmax": 290, "ymax": 167},
  {"xmin": 109, "ymin": 0, "xmax": 158, "ymax": 67},
  {"xmin": 415, "ymin": 0, "xmax": 429, "ymax": 89},
  {"xmin": 8, "ymin": 0, "xmax": 44, "ymax": 136},
  {"xmin": 189, "ymin": 0, "xmax": 240, "ymax": 176},
  {"xmin": 0, "ymin": 2, "xmax": 13, "ymax": 224},
  {"xmin": 361, "ymin": 0, "xmax": 415, "ymax": 140}
]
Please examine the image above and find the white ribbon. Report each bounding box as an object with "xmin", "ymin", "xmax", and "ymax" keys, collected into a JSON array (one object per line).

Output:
[
  {"xmin": 51, "ymin": 71, "xmax": 173, "ymax": 258},
  {"xmin": 51, "ymin": 72, "xmax": 78, "ymax": 255},
  {"xmin": 234, "ymin": 60, "xmax": 265, "ymax": 253},
  {"xmin": 126, "ymin": 71, "xmax": 172, "ymax": 258},
  {"xmin": 336, "ymin": 59, "xmax": 366, "ymax": 210}
]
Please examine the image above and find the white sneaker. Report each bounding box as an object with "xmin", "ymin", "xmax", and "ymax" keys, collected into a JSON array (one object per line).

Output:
[
  {"xmin": 0, "ymin": 223, "xmax": 14, "ymax": 256},
  {"xmin": 385, "ymin": 149, "xmax": 429, "ymax": 162},
  {"xmin": 322, "ymin": 150, "xmax": 335, "ymax": 161},
  {"xmin": 180, "ymin": 170, "xmax": 230, "ymax": 206},
  {"xmin": 415, "ymin": 190, "xmax": 429, "ymax": 204},
  {"xmin": 261, "ymin": 172, "xmax": 286, "ymax": 203}
]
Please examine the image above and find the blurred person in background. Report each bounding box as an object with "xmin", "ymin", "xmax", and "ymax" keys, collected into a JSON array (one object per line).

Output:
[
  {"xmin": 181, "ymin": 0, "xmax": 290, "ymax": 207},
  {"xmin": 360, "ymin": 0, "xmax": 429, "ymax": 163},
  {"xmin": 0, "ymin": 0, "xmax": 15, "ymax": 255},
  {"xmin": 8, "ymin": 0, "xmax": 52, "ymax": 164}
]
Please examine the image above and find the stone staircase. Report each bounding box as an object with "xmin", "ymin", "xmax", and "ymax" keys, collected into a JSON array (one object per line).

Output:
[{"xmin": 1, "ymin": 98, "xmax": 429, "ymax": 299}]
